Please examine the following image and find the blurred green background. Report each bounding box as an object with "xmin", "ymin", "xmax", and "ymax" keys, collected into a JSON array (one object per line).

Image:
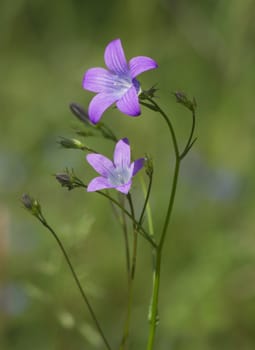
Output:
[{"xmin": 1, "ymin": 0, "xmax": 255, "ymax": 349}]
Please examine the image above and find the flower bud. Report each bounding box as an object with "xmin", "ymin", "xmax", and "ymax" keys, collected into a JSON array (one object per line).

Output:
[
  {"xmin": 55, "ymin": 172, "xmax": 75, "ymax": 190},
  {"xmin": 55, "ymin": 169, "xmax": 84, "ymax": 190},
  {"xmin": 69, "ymin": 103, "xmax": 90, "ymax": 125},
  {"xmin": 144, "ymin": 154, "xmax": 153, "ymax": 177},
  {"xmin": 21, "ymin": 194, "xmax": 42, "ymax": 217},
  {"xmin": 55, "ymin": 173, "xmax": 72, "ymax": 188},
  {"xmin": 174, "ymin": 91, "xmax": 197, "ymax": 112},
  {"xmin": 58, "ymin": 137, "xmax": 85, "ymax": 150}
]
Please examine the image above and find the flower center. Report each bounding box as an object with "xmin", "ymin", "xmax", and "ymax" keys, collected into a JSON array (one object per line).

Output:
[
  {"xmin": 113, "ymin": 75, "xmax": 132, "ymax": 90},
  {"xmin": 108, "ymin": 167, "xmax": 131, "ymax": 186},
  {"xmin": 110, "ymin": 74, "xmax": 140, "ymax": 98}
]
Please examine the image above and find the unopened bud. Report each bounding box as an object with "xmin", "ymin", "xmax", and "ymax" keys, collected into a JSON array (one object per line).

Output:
[
  {"xmin": 55, "ymin": 169, "xmax": 83, "ymax": 190},
  {"xmin": 58, "ymin": 137, "xmax": 85, "ymax": 150},
  {"xmin": 144, "ymin": 154, "xmax": 153, "ymax": 177},
  {"xmin": 174, "ymin": 91, "xmax": 196, "ymax": 112},
  {"xmin": 21, "ymin": 194, "xmax": 42, "ymax": 217},
  {"xmin": 69, "ymin": 103, "xmax": 90, "ymax": 125},
  {"xmin": 55, "ymin": 172, "xmax": 75, "ymax": 190}
]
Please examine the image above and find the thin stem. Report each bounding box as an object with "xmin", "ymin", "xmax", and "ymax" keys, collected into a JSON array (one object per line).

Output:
[
  {"xmin": 80, "ymin": 183, "xmax": 156, "ymax": 248},
  {"xmin": 120, "ymin": 195, "xmax": 131, "ymax": 278},
  {"xmin": 108, "ymin": 194, "xmax": 131, "ymax": 277},
  {"xmin": 140, "ymin": 176, "xmax": 158, "ymax": 326},
  {"xmin": 140, "ymin": 176, "xmax": 155, "ymax": 239},
  {"xmin": 142, "ymin": 99, "xmax": 181, "ymax": 350},
  {"xmin": 180, "ymin": 110, "xmax": 196, "ymax": 159},
  {"xmin": 119, "ymin": 193, "xmax": 136, "ymax": 350},
  {"xmin": 138, "ymin": 172, "xmax": 153, "ymax": 229},
  {"xmin": 121, "ymin": 173, "xmax": 154, "ymax": 349},
  {"xmin": 141, "ymin": 98, "xmax": 179, "ymax": 159},
  {"xmin": 37, "ymin": 216, "xmax": 112, "ymax": 350},
  {"xmin": 119, "ymin": 281, "xmax": 134, "ymax": 350},
  {"xmin": 159, "ymin": 158, "xmax": 180, "ymax": 251},
  {"xmin": 127, "ymin": 193, "xmax": 138, "ymax": 279},
  {"xmin": 100, "ymin": 122, "xmax": 118, "ymax": 142},
  {"xmin": 146, "ymin": 158, "xmax": 180, "ymax": 350}
]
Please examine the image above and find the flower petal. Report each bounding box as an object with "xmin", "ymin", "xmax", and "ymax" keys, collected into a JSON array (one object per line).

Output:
[
  {"xmin": 83, "ymin": 68, "xmax": 115, "ymax": 93},
  {"xmin": 87, "ymin": 177, "xmax": 112, "ymax": 192},
  {"xmin": 86, "ymin": 154, "xmax": 114, "ymax": 177},
  {"xmin": 132, "ymin": 158, "xmax": 145, "ymax": 176},
  {"xmin": 116, "ymin": 182, "xmax": 132, "ymax": 194},
  {"xmin": 129, "ymin": 56, "xmax": 158, "ymax": 79},
  {"xmin": 113, "ymin": 138, "xmax": 130, "ymax": 168},
  {"xmin": 116, "ymin": 86, "xmax": 141, "ymax": 116},
  {"xmin": 104, "ymin": 39, "xmax": 128, "ymax": 74},
  {"xmin": 88, "ymin": 93, "xmax": 117, "ymax": 124}
]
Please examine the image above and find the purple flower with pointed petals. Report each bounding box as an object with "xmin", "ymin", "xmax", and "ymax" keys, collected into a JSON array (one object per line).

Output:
[
  {"xmin": 83, "ymin": 38, "xmax": 158, "ymax": 124},
  {"xmin": 86, "ymin": 138, "xmax": 144, "ymax": 194}
]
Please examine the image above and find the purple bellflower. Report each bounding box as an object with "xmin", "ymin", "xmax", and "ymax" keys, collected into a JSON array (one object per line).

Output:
[
  {"xmin": 83, "ymin": 38, "xmax": 158, "ymax": 124},
  {"xmin": 86, "ymin": 138, "xmax": 144, "ymax": 194}
]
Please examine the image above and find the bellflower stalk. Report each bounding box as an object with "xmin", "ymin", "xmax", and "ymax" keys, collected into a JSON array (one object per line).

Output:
[{"xmin": 83, "ymin": 39, "xmax": 158, "ymax": 124}]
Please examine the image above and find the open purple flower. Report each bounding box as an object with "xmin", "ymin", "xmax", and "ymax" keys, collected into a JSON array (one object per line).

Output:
[
  {"xmin": 86, "ymin": 138, "xmax": 144, "ymax": 194},
  {"xmin": 83, "ymin": 38, "xmax": 158, "ymax": 124}
]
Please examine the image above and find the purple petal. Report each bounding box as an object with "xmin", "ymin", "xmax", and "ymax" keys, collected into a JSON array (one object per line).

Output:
[
  {"xmin": 104, "ymin": 39, "xmax": 128, "ymax": 74},
  {"xmin": 129, "ymin": 56, "xmax": 158, "ymax": 79},
  {"xmin": 86, "ymin": 154, "xmax": 114, "ymax": 177},
  {"xmin": 116, "ymin": 86, "xmax": 141, "ymax": 116},
  {"xmin": 87, "ymin": 177, "xmax": 112, "ymax": 192},
  {"xmin": 114, "ymin": 138, "xmax": 130, "ymax": 168},
  {"xmin": 116, "ymin": 182, "xmax": 132, "ymax": 194},
  {"xmin": 88, "ymin": 93, "xmax": 117, "ymax": 124},
  {"xmin": 83, "ymin": 68, "xmax": 115, "ymax": 93},
  {"xmin": 132, "ymin": 158, "xmax": 145, "ymax": 176}
]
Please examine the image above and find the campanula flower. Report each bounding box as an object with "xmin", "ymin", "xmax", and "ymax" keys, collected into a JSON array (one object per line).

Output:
[
  {"xmin": 83, "ymin": 39, "xmax": 158, "ymax": 124},
  {"xmin": 86, "ymin": 138, "xmax": 144, "ymax": 194}
]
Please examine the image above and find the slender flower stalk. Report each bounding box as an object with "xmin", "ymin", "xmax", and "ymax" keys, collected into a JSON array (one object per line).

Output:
[
  {"xmin": 120, "ymin": 170, "xmax": 153, "ymax": 350},
  {"xmin": 119, "ymin": 193, "xmax": 136, "ymax": 350},
  {"xmin": 97, "ymin": 190, "xmax": 156, "ymax": 247},
  {"xmin": 138, "ymin": 158, "xmax": 154, "ymax": 229},
  {"xmin": 141, "ymin": 96, "xmax": 196, "ymax": 350},
  {"xmin": 68, "ymin": 176, "xmax": 156, "ymax": 247},
  {"xmin": 21, "ymin": 195, "xmax": 112, "ymax": 350},
  {"xmin": 146, "ymin": 159, "xmax": 180, "ymax": 350},
  {"xmin": 119, "ymin": 195, "xmax": 131, "ymax": 278},
  {"xmin": 180, "ymin": 108, "xmax": 197, "ymax": 159}
]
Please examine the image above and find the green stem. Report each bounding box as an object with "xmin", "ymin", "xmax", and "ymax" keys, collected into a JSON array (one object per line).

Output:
[
  {"xmin": 120, "ymin": 195, "xmax": 131, "ymax": 278},
  {"xmin": 143, "ymin": 98, "xmax": 181, "ymax": 350},
  {"xmin": 180, "ymin": 110, "xmax": 196, "ymax": 159},
  {"xmin": 119, "ymin": 193, "xmax": 136, "ymax": 350},
  {"xmin": 138, "ymin": 172, "xmax": 153, "ymax": 229},
  {"xmin": 37, "ymin": 217, "xmax": 112, "ymax": 350},
  {"xmin": 109, "ymin": 194, "xmax": 131, "ymax": 278},
  {"xmin": 121, "ymin": 171, "xmax": 154, "ymax": 350},
  {"xmin": 146, "ymin": 159, "xmax": 180, "ymax": 350},
  {"xmin": 99, "ymin": 122, "xmax": 118, "ymax": 142},
  {"xmin": 144, "ymin": 97, "xmax": 179, "ymax": 158},
  {"xmin": 140, "ymin": 176, "xmax": 155, "ymax": 238},
  {"xmin": 99, "ymin": 191, "xmax": 156, "ymax": 247},
  {"xmin": 80, "ymin": 183, "xmax": 156, "ymax": 248},
  {"xmin": 127, "ymin": 193, "xmax": 138, "ymax": 279},
  {"xmin": 119, "ymin": 281, "xmax": 134, "ymax": 350}
]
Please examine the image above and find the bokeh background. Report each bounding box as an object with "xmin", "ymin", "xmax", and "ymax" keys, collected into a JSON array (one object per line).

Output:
[{"xmin": 1, "ymin": 0, "xmax": 255, "ymax": 349}]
